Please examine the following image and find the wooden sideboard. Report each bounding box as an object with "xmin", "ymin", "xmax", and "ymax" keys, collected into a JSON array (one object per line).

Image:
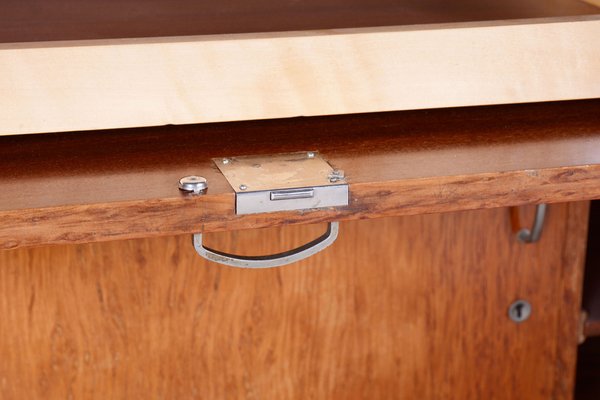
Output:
[{"xmin": 1, "ymin": 1, "xmax": 599, "ymax": 399}]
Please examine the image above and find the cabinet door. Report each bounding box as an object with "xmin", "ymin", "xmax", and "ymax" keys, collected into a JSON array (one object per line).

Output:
[{"xmin": 0, "ymin": 202, "xmax": 588, "ymax": 399}]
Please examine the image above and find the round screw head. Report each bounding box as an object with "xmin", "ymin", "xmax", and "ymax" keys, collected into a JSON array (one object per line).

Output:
[
  {"xmin": 178, "ymin": 176, "xmax": 208, "ymax": 195},
  {"xmin": 239, "ymin": 184, "xmax": 248, "ymax": 191},
  {"xmin": 222, "ymin": 158, "xmax": 230, "ymax": 164},
  {"xmin": 328, "ymin": 169, "xmax": 345, "ymax": 183},
  {"xmin": 508, "ymin": 300, "xmax": 531, "ymax": 323},
  {"xmin": 307, "ymin": 152, "xmax": 316, "ymax": 159}
]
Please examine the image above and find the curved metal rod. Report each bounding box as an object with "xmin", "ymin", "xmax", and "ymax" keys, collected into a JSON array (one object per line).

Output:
[
  {"xmin": 193, "ymin": 222, "xmax": 339, "ymax": 268},
  {"xmin": 517, "ymin": 204, "xmax": 547, "ymax": 244}
]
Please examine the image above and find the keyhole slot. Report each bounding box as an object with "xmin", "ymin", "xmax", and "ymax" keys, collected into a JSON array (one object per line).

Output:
[
  {"xmin": 514, "ymin": 304, "xmax": 524, "ymax": 319},
  {"xmin": 508, "ymin": 300, "xmax": 531, "ymax": 323}
]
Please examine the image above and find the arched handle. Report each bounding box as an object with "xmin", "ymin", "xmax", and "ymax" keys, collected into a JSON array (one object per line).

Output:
[
  {"xmin": 193, "ymin": 222, "xmax": 339, "ymax": 268},
  {"xmin": 515, "ymin": 204, "xmax": 547, "ymax": 243}
]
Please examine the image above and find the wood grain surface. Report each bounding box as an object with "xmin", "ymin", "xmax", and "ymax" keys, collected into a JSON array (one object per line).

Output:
[
  {"xmin": 1, "ymin": 0, "xmax": 598, "ymax": 43},
  {"xmin": 1, "ymin": 100, "xmax": 600, "ymax": 249},
  {"xmin": 0, "ymin": 203, "xmax": 589, "ymax": 399},
  {"xmin": 2, "ymin": 14, "xmax": 599, "ymax": 135}
]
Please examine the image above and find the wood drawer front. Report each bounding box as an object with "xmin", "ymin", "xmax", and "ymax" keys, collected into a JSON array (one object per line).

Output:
[
  {"xmin": 0, "ymin": 204, "xmax": 587, "ymax": 399},
  {"xmin": 0, "ymin": 1, "xmax": 598, "ymax": 135},
  {"xmin": 1, "ymin": 100, "xmax": 600, "ymax": 250}
]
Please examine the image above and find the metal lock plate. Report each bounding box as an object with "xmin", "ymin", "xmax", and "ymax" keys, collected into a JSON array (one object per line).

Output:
[{"xmin": 214, "ymin": 152, "xmax": 349, "ymax": 215}]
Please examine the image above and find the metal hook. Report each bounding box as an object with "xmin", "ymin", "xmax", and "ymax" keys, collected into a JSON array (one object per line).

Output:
[
  {"xmin": 516, "ymin": 204, "xmax": 547, "ymax": 243},
  {"xmin": 193, "ymin": 222, "xmax": 339, "ymax": 268}
]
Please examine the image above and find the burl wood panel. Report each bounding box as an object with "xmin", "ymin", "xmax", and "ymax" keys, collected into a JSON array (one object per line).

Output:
[{"xmin": 0, "ymin": 203, "xmax": 588, "ymax": 399}]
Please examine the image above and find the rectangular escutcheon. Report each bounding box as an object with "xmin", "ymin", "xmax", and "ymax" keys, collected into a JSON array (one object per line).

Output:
[{"xmin": 213, "ymin": 151, "xmax": 349, "ymax": 215}]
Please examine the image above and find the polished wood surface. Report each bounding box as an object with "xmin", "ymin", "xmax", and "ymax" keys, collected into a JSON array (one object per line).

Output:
[
  {"xmin": 0, "ymin": 203, "xmax": 589, "ymax": 399},
  {"xmin": 1, "ymin": 0, "xmax": 597, "ymax": 43},
  {"xmin": 1, "ymin": 100, "xmax": 600, "ymax": 249}
]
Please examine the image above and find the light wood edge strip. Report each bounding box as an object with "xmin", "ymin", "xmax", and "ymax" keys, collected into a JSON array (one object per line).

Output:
[
  {"xmin": 583, "ymin": 0, "xmax": 600, "ymax": 8},
  {"xmin": 2, "ymin": 164, "xmax": 600, "ymax": 250},
  {"xmin": 1, "ymin": 17, "xmax": 599, "ymax": 136},
  {"xmin": 553, "ymin": 201, "xmax": 590, "ymax": 399}
]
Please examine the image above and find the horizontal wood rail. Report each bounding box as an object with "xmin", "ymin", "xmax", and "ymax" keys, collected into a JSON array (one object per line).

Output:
[
  {"xmin": 1, "ymin": 100, "xmax": 600, "ymax": 249},
  {"xmin": 2, "ymin": 0, "xmax": 599, "ymax": 136},
  {"xmin": 2, "ymin": 15, "xmax": 599, "ymax": 136}
]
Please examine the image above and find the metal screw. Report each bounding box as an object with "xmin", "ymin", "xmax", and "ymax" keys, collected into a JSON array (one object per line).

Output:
[
  {"xmin": 222, "ymin": 158, "xmax": 230, "ymax": 164},
  {"xmin": 239, "ymin": 184, "xmax": 248, "ymax": 191},
  {"xmin": 307, "ymin": 152, "xmax": 316, "ymax": 159},
  {"xmin": 328, "ymin": 169, "xmax": 345, "ymax": 183},
  {"xmin": 178, "ymin": 176, "xmax": 208, "ymax": 195},
  {"xmin": 508, "ymin": 300, "xmax": 531, "ymax": 323}
]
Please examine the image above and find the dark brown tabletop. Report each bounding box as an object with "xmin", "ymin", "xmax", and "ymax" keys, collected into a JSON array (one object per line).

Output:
[{"xmin": 1, "ymin": 0, "xmax": 598, "ymax": 43}]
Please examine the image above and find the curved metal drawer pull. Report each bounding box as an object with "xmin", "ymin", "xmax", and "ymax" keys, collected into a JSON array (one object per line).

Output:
[
  {"xmin": 193, "ymin": 222, "xmax": 339, "ymax": 268},
  {"xmin": 516, "ymin": 204, "xmax": 547, "ymax": 243}
]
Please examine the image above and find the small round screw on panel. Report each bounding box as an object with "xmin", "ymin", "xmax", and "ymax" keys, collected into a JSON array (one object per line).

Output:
[
  {"xmin": 239, "ymin": 184, "xmax": 248, "ymax": 191},
  {"xmin": 222, "ymin": 158, "xmax": 230, "ymax": 165},
  {"xmin": 508, "ymin": 300, "xmax": 532, "ymax": 323},
  {"xmin": 328, "ymin": 169, "xmax": 345, "ymax": 183},
  {"xmin": 178, "ymin": 176, "xmax": 208, "ymax": 195},
  {"xmin": 307, "ymin": 152, "xmax": 316, "ymax": 159}
]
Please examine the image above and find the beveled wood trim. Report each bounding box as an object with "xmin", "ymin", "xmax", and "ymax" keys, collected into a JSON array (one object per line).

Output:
[
  {"xmin": 1, "ymin": 165, "xmax": 600, "ymax": 250},
  {"xmin": 1, "ymin": 100, "xmax": 600, "ymax": 249}
]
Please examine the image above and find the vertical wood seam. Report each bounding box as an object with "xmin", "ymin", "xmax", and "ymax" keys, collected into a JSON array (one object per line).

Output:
[{"xmin": 553, "ymin": 201, "xmax": 590, "ymax": 399}]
